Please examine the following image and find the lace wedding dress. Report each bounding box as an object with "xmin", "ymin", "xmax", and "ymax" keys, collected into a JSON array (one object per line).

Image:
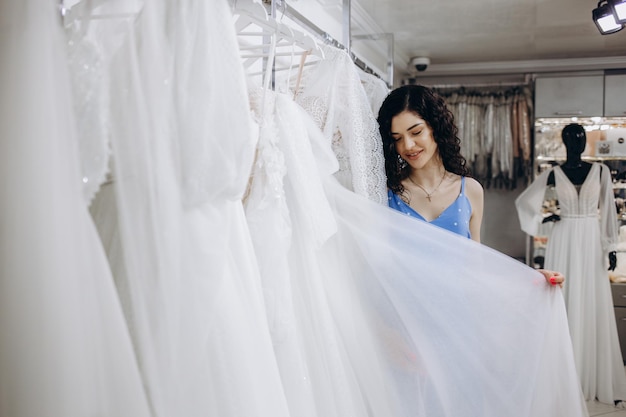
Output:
[
  {"xmin": 358, "ymin": 69, "xmax": 390, "ymax": 116},
  {"xmin": 292, "ymin": 44, "xmax": 387, "ymax": 205},
  {"xmin": 246, "ymin": 87, "xmax": 396, "ymax": 417}
]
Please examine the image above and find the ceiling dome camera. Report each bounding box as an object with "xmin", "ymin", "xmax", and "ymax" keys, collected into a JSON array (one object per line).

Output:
[{"xmin": 410, "ymin": 56, "xmax": 430, "ymax": 72}]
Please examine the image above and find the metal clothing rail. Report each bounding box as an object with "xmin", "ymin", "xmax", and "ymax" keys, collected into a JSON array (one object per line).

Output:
[
  {"xmin": 265, "ymin": 0, "xmax": 393, "ymax": 87},
  {"xmin": 427, "ymin": 81, "xmax": 532, "ymax": 90}
]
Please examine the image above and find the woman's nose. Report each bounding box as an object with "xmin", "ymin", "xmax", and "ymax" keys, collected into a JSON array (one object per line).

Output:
[{"xmin": 401, "ymin": 135, "xmax": 416, "ymax": 148}]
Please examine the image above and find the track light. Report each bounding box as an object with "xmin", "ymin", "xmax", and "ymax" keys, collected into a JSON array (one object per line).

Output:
[
  {"xmin": 593, "ymin": 0, "xmax": 624, "ymax": 34},
  {"xmin": 609, "ymin": 0, "xmax": 626, "ymax": 23}
]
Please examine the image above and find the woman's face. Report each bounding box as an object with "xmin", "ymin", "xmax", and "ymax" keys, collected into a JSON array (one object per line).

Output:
[{"xmin": 390, "ymin": 110, "xmax": 439, "ymax": 171}]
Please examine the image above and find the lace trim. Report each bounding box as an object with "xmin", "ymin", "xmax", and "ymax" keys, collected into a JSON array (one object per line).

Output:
[
  {"xmin": 65, "ymin": 20, "xmax": 111, "ymax": 205},
  {"xmin": 292, "ymin": 45, "xmax": 386, "ymax": 205}
]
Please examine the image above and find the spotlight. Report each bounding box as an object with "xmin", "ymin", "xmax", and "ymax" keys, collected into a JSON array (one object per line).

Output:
[
  {"xmin": 609, "ymin": 0, "xmax": 626, "ymax": 23},
  {"xmin": 593, "ymin": 0, "xmax": 624, "ymax": 34}
]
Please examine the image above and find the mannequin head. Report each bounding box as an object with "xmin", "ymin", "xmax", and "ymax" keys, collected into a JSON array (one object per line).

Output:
[{"xmin": 561, "ymin": 123, "xmax": 586, "ymax": 158}]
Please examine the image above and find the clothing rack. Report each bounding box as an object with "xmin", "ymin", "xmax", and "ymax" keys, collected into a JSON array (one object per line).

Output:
[
  {"xmin": 265, "ymin": 0, "xmax": 393, "ymax": 87},
  {"xmin": 427, "ymin": 83, "xmax": 533, "ymax": 95},
  {"xmin": 413, "ymin": 73, "xmax": 534, "ymax": 91}
]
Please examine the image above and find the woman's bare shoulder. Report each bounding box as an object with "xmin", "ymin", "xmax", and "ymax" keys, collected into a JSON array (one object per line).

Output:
[{"xmin": 464, "ymin": 177, "xmax": 484, "ymax": 198}]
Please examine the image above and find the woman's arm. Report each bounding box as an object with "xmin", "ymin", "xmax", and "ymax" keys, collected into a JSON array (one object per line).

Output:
[{"xmin": 465, "ymin": 177, "xmax": 484, "ymax": 243}]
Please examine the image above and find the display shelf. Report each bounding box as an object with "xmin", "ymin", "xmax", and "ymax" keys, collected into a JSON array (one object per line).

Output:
[{"xmin": 536, "ymin": 155, "xmax": 626, "ymax": 162}]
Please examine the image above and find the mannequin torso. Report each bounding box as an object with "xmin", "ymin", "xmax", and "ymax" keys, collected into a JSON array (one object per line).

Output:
[{"xmin": 547, "ymin": 161, "xmax": 593, "ymax": 187}]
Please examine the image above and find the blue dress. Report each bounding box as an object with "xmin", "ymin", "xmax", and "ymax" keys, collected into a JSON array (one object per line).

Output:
[{"xmin": 387, "ymin": 176, "xmax": 472, "ymax": 239}]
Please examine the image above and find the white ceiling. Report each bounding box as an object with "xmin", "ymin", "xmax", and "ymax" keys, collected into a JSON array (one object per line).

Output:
[{"xmin": 351, "ymin": 0, "xmax": 626, "ymax": 82}]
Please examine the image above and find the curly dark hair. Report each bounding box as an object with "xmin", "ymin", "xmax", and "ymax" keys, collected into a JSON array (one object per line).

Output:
[{"xmin": 377, "ymin": 84, "xmax": 469, "ymax": 196}]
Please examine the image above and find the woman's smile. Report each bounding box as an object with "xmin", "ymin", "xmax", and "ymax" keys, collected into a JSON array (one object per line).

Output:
[{"xmin": 404, "ymin": 149, "xmax": 423, "ymax": 161}]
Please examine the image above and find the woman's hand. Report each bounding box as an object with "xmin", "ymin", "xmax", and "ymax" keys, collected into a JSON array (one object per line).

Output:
[{"xmin": 537, "ymin": 269, "xmax": 564, "ymax": 288}]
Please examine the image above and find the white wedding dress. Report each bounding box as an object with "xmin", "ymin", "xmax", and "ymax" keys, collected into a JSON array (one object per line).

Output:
[
  {"xmin": 1, "ymin": 1, "xmax": 591, "ymax": 416},
  {"xmin": 247, "ymin": 88, "xmax": 396, "ymax": 417},
  {"xmin": 84, "ymin": 0, "xmax": 291, "ymax": 416},
  {"xmin": 516, "ymin": 163, "xmax": 626, "ymax": 404},
  {"xmin": 245, "ymin": 86, "xmax": 588, "ymax": 416},
  {"xmin": 0, "ymin": 2, "xmax": 151, "ymax": 416},
  {"xmin": 292, "ymin": 44, "xmax": 387, "ymax": 205}
]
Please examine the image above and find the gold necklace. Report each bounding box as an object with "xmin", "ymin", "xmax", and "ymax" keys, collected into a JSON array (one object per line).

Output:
[{"xmin": 408, "ymin": 171, "xmax": 446, "ymax": 202}]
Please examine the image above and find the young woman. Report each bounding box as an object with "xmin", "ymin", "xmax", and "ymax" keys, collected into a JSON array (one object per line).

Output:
[{"xmin": 377, "ymin": 84, "xmax": 563, "ymax": 286}]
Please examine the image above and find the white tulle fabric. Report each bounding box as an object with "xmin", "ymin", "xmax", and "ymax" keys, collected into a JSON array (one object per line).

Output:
[
  {"xmin": 2, "ymin": 1, "xmax": 590, "ymax": 416},
  {"xmin": 86, "ymin": 1, "xmax": 291, "ymax": 416},
  {"xmin": 320, "ymin": 177, "xmax": 588, "ymax": 417},
  {"xmin": 0, "ymin": 2, "xmax": 151, "ymax": 416},
  {"xmin": 244, "ymin": 87, "xmax": 588, "ymax": 416},
  {"xmin": 291, "ymin": 44, "xmax": 387, "ymax": 205},
  {"xmin": 246, "ymin": 88, "xmax": 370, "ymax": 417}
]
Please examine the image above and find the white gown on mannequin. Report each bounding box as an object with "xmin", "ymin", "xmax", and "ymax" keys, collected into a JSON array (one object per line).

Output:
[
  {"xmin": 516, "ymin": 163, "xmax": 626, "ymax": 404},
  {"xmin": 0, "ymin": 2, "xmax": 151, "ymax": 416}
]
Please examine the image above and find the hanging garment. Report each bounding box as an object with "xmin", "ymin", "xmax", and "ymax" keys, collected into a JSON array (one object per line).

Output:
[
  {"xmin": 246, "ymin": 88, "xmax": 386, "ymax": 417},
  {"xmin": 65, "ymin": 8, "xmax": 111, "ymax": 204},
  {"xmin": 292, "ymin": 44, "xmax": 387, "ymax": 204},
  {"xmin": 516, "ymin": 163, "xmax": 626, "ymax": 404},
  {"xmin": 86, "ymin": 0, "xmax": 292, "ymax": 416},
  {"xmin": 358, "ymin": 69, "xmax": 390, "ymax": 116},
  {"xmin": 0, "ymin": 1, "xmax": 151, "ymax": 416},
  {"xmin": 245, "ymin": 87, "xmax": 587, "ymax": 417},
  {"xmin": 439, "ymin": 88, "xmax": 532, "ymax": 188}
]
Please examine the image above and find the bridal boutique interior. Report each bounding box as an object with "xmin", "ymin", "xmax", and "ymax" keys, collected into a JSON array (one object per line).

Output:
[{"xmin": 1, "ymin": 0, "xmax": 626, "ymax": 416}]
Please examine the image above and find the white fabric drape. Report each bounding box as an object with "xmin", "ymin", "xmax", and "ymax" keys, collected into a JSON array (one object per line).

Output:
[
  {"xmin": 0, "ymin": 1, "xmax": 589, "ymax": 416},
  {"xmin": 244, "ymin": 86, "xmax": 588, "ymax": 417},
  {"xmin": 87, "ymin": 0, "xmax": 292, "ymax": 416},
  {"xmin": 0, "ymin": 2, "xmax": 151, "ymax": 416}
]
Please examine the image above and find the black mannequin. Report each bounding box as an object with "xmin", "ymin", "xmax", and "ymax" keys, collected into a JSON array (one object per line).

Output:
[{"xmin": 543, "ymin": 123, "xmax": 616, "ymax": 271}]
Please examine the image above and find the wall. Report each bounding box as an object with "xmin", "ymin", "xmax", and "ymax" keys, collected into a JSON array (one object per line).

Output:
[
  {"xmin": 482, "ymin": 187, "xmax": 527, "ymax": 262},
  {"xmin": 285, "ymin": 1, "xmax": 394, "ymax": 85}
]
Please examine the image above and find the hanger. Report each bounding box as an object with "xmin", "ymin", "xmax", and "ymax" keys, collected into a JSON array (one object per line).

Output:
[{"xmin": 64, "ymin": 0, "xmax": 139, "ymax": 25}]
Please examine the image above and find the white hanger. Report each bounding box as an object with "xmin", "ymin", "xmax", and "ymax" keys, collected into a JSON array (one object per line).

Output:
[
  {"xmin": 64, "ymin": 0, "xmax": 139, "ymax": 25},
  {"xmin": 233, "ymin": 0, "xmax": 325, "ymax": 82}
]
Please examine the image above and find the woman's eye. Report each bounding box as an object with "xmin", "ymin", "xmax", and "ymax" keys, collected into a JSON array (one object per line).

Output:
[
  {"xmin": 392, "ymin": 136, "xmax": 401, "ymax": 142},
  {"xmin": 411, "ymin": 130, "xmax": 421, "ymax": 137}
]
